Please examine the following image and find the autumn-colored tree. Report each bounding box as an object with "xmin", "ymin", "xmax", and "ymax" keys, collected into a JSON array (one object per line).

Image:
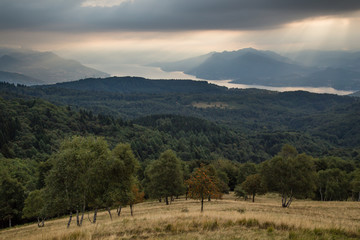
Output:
[
  {"xmin": 186, "ymin": 164, "xmax": 221, "ymax": 212},
  {"xmin": 128, "ymin": 183, "xmax": 145, "ymax": 216}
]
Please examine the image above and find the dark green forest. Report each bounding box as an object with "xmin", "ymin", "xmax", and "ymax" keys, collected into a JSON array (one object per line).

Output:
[{"xmin": 1, "ymin": 78, "xmax": 360, "ymax": 228}]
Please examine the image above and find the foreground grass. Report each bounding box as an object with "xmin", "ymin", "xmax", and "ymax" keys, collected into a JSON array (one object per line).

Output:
[{"xmin": 1, "ymin": 193, "xmax": 360, "ymax": 240}]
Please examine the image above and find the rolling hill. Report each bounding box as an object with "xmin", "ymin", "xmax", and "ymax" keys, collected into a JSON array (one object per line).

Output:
[{"xmin": 48, "ymin": 76, "xmax": 227, "ymax": 94}]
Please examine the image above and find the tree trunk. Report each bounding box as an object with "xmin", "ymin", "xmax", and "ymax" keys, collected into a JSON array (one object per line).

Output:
[
  {"xmin": 287, "ymin": 196, "xmax": 293, "ymax": 207},
  {"xmin": 67, "ymin": 211, "xmax": 72, "ymax": 228},
  {"xmin": 201, "ymin": 197, "xmax": 204, "ymax": 212},
  {"xmin": 79, "ymin": 209, "xmax": 84, "ymax": 226},
  {"xmin": 92, "ymin": 208, "xmax": 98, "ymax": 224},
  {"xmin": 358, "ymin": 192, "xmax": 360, "ymax": 202},
  {"xmin": 130, "ymin": 204, "xmax": 134, "ymax": 216},
  {"xmin": 159, "ymin": 198, "xmax": 162, "ymax": 203},
  {"xmin": 165, "ymin": 196, "xmax": 169, "ymax": 205},
  {"xmin": 107, "ymin": 207, "xmax": 112, "ymax": 220},
  {"xmin": 208, "ymin": 195, "xmax": 211, "ymax": 201},
  {"xmin": 281, "ymin": 194, "xmax": 287, "ymax": 207},
  {"xmin": 37, "ymin": 217, "xmax": 45, "ymax": 228},
  {"xmin": 319, "ymin": 187, "xmax": 323, "ymax": 201},
  {"xmin": 76, "ymin": 210, "xmax": 80, "ymax": 226},
  {"xmin": 281, "ymin": 194, "xmax": 293, "ymax": 208},
  {"xmin": 8, "ymin": 217, "xmax": 11, "ymax": 228},
  {"xmin": 117, "ymin": 206, "xmax": 122, "ymax": 217},
  {"xmin": 252, "ymin": 193, "xmax": 255, "ymax": 202}
]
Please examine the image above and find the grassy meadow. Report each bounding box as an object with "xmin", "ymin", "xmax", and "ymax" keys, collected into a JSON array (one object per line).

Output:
[{"xmin": 1, "ymin": 193, "xmax": 360, "ymax": 240}]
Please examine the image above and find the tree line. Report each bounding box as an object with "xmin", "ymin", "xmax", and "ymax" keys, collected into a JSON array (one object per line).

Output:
[{"xmin": 2, "ymin": 137, "xmax": 360, "ymax": 229}]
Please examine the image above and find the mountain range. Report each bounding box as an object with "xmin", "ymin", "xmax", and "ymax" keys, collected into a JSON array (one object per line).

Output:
[
  {"xmin": 1, "ymin": 46, "xmax": 360, "ymax": 91},
  {"xmin": 0, "ymin": 47, "xmax": 109, "ymax": 85},
  {"xmin": 153, "ymin": 48, "xmax": 360, "ymax": 91}
]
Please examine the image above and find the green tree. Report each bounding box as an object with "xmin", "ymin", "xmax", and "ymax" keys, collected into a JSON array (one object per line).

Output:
[
  {"xmin": 107, "ymin": 143, "xmax": 140, "ymax": 219},
  {"xmin": 234, "ymin": 185, "xmax": 246, "ymax": 200},
  {"xmin": 45, "ymin": 136, "xmax": 111, "ymax": 227},
  {"xmin": 318, "ymin": 168, "xmax": 349, "ymax": 201},
  {"xmin": 186, "ymin": 164, "xmax": 221, "ymax": 212},
  {"xmin": 261, "ymin": 145, "xmax": 316, "ymax": 207},
  {"xmin": 213, "ymin": 159, "xmax": 238, "ymax": 191},
  {"xmin": 0, "ymin": 168, "xmax": 25, "ymax": 228},
  {"xmin": 144, "ymin": 150, "xmax": 185, "ymax": 205},
  {"xmin": 241, "ymin": 174, "xmax": 265, "ymax": 202},
  {"xmin": 23, "ymin": 189, "xmax": 46, "ymax": 227},
  {"xmin": 351, "ymin": 169, "xmax": 360, "ymax": 201},
  {"xmin": 237, "ymin": 162, "xmax": 258, "ymax": 185}
]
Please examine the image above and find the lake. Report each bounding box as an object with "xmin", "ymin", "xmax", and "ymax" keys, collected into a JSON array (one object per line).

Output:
[{"xmin": 89, "ymin": 63, "xmax": 354, "ymax": 96}]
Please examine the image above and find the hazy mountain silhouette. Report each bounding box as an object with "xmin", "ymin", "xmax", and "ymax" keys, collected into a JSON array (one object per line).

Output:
[
  {"xmin": 150, "ymin": 52, "xmax": 214, "ymax": 72},
  {"xmin": 0, "ymin": 70, "xmax": 43, "ymax": 85},
  {"xmin": 285, "ymin": 50, "xmax": 360, "ymax": 71},
  {"xmin": 153, "ymin": 48, "xmax": 360, "ymax": 91},
  {"xmin": 154, "ymin": 48, "xmax": 311, "ymax": 82},
  {"xmin": 186, "ymin": 48, "xmax": 309, "ymax": 81},
  {"xmin": 0, "ymin": 48, "xmax": 110, "ymax": 84}
]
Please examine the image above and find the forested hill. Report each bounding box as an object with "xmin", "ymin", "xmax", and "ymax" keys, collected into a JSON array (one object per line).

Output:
[
  {"xmin": 1, "ymin": 80, "xmax": 360, "ymax": 161},
  {"xmin": 0, "ymin": 94, "xmax": 263, "ymax": 162},
  {"xmin": 46, "ymin": 76, "xmax": 227, "ymax": 94}
]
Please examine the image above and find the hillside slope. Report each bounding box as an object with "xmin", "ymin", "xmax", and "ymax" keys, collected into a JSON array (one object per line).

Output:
[{"xmin": 1, "ymin": 80, "xmax": 360, "ymax": 161}]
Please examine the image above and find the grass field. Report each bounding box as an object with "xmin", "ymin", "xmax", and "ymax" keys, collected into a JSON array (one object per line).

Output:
[{"xmin": 1, "ymin": 193, "xmax": 360, "ymax": 240}]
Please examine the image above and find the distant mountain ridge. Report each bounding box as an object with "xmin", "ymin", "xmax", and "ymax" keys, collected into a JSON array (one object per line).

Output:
[
  {"xmin": 153, "ymin": 48, "xmax": 360, "ymax": 91},
  {"xmin": 186, "ymin": 48, "xmax": 309, "ymax": 81},
  {"xmin": 0, "ymin": 47, "xmax": 110, "ymax": 85}
]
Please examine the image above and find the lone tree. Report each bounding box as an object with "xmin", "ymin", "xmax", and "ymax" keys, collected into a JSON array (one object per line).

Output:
[
  {"xmin": 144, "ymin": 150, "xmax": 185, "ymax": 205},
  {"xmin": 241, "ymin": 173, "xmax": 265, "ymax": 202},
  {"xmin": 186, "ymin": 164, "xmax": 221, "ymax": 212},
  {"xmin": 261, "ymin": 145, "xmax": 316, "ymax": 208}
]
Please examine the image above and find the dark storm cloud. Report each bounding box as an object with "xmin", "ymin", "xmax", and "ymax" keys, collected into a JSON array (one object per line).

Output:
[{"xmin": 1, "ymin": 0, "xmax": 360, "ymax": 32}]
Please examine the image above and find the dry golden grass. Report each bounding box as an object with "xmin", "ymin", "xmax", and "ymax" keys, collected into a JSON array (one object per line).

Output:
[{"xmin": 1, "ymin": 193, "xmax": 360, "ymax": 240}]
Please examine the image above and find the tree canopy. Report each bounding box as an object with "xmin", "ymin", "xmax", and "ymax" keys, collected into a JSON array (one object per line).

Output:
[
  {"xmin": 144, "ymin": 150, "xmax": 185, "ymax": 204},
  {"xmin": 261, "ymin": 145, "xmax": 317, "ymax": 207},
  {"xmin": 186, "ymin": 164, "xmax": 221, "ymax": 212}
]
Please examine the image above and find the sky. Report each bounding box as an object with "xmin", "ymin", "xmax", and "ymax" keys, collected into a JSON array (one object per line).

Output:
[{"xmin": 1, "ymin": 0, "xmax": 360, "ymax": 75}]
